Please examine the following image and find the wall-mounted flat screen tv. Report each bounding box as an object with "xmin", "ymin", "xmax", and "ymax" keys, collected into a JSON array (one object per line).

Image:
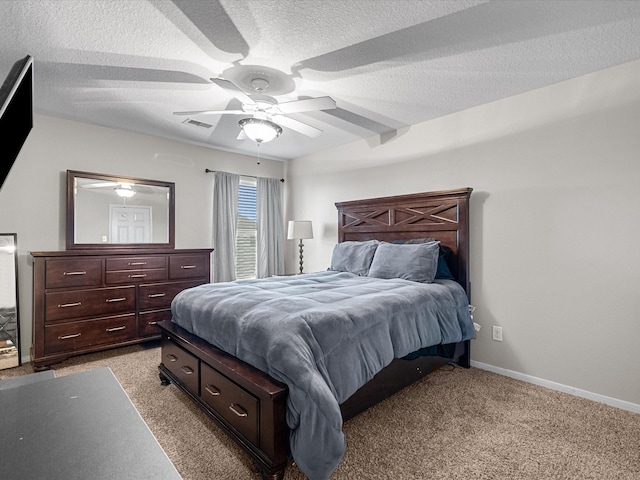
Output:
[{"xmin": 0, "ymin": 55, "xmax": 33, "ymax": 191}]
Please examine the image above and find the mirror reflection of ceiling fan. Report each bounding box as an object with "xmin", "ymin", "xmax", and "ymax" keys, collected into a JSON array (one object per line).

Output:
[
  {"xmin": 173, "ymin": 75, "xmax": 337, "ymax": 143},
  {"xmin": 79, "ymin": 181, "xmax": 156, "ymax": 197}
]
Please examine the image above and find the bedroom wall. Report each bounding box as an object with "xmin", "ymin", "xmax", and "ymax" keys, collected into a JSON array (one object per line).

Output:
[
  {"xmin": 0, "ymin": 115, "xmax": 284, "ymax": 362},
  {"xmin": 285, "ymin": 58, "xmax": 640, "ymax": 409}
]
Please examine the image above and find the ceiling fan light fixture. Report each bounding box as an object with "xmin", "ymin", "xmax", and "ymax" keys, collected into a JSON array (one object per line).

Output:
[
  {"xmin": 239, "ymin": 118, "xmax": 282, "ymax": 144},
  {"xmin": 115, "ymin": 183, "xmax": 136, "ymax": 198}
]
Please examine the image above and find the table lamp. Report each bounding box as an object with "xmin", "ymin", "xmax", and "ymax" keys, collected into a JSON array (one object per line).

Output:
[{"xmin": 287, "ymin": 220, "xmax": 313, "ymax": 274}]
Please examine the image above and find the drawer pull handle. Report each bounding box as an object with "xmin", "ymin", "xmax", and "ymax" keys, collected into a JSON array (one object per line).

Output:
[
  {"xmin": 180, "ymin": 366, "xmax": 194, "ymax": 375},
  {"xmin": 106, "ymin": 325, "xmax": 126, "ymax": 332},
  {"xmin": 229, "ymin": 404, "xmax": 248, "ymax": 418},
  {"xmin": 63, "ymin": 271, "xmax": 86, "ymax": 276},
  {"xmin": 58, "ymin": 333, "xmax": 81, "ymax": 340},
  {"xmin": 106, "ymin": 297, "xmax": 127, "ymax": 303},
  {"xmin": 148, "ymin": 293, "xmax": 166, "ymax": 298},
  {"xmin": 166, "ymin": 354, "xmax": 177, "ymax": 362},
  {"xmin": 204, "ymin": 385, "xmax": 221, "ymax": 396},
  {"xmin": 128, "ymin": 274, "xmax": 147, "ymax": 278},
  {"xmin": 180, "ymin": 265, "xmax": 196, "ymax": 269},
  {"xmin": 128, "ymin": 262, "xmax": 147, "ymax": 266},
  {"xmin": 58, "ymin": 302, "xmax": 82, "ymax": 308},
  {"xmin": 148, "ymin": 321, "xmax": 158, "ymax": 325}
]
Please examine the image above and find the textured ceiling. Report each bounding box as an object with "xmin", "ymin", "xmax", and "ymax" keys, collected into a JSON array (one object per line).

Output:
[{"xmin": 1, "ymin": 0, "xmax": 640, "ymax": 161}]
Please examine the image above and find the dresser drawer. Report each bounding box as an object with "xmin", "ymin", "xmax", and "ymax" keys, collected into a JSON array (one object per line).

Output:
[
  {"xmin": 45, "ymin": 258, "xmax": 102, "ymax": 289},
  {"xmin": 44, "ymin": 314, "xmax": 136, "ymax": 355},
  {"xmin": 138, "ymin": 280, "xmax": 204, "ymax": 310},
  {"xmin": 169, "ymin": 254, "xmax": 209, "ymax": 280},
  {"xmin": 106, "ymin": 268, "xmax": 167, "ymax": 284},
  {"xmin": 138, "ymin": 309, "xmax": 172, "ymax": 337},
  {"xmin": 45, "ymin": 286, "xmax": 136, "ymax": 322},
  {"xmin": 106, "ymin": 256, "xmax": 167, "ymax": 271},
  {"xmin": 162, "ymin": 339, "xmax": 199, "ymax": 394},
  {"xmin": 201, "ymin": 362, "xmax": 259, "ymax": 445}
]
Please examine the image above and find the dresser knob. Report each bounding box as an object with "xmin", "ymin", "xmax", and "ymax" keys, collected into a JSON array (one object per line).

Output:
[
  {"xmin": 105, "ymin": 297, "xmax": 126, "ymax": 303},
  {"xmin": 58, "ymin": 333, "xmax": 81, "ymax": 340},
  {"xmin": 105, "ymin": 325, "xmax": 126, "ymax": 332},
  {"xmin": 58, "ymin": 302, "xmax": 82, "ymax": 308}
]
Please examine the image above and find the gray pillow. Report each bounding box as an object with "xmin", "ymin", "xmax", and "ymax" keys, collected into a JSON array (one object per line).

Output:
[
  {"xmin": 329, "ymin": 240, "xmax": 379, "ymax": 276},
  {"xmin": 368, "ymin": 241, "xmax": 440, "ymax": 283}
]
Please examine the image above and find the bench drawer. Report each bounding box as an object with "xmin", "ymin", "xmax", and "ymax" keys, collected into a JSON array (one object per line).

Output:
[
  {"xmin": 201, "ymin": 362, "xmax": 259, "ymax": 445},
  {"xmin": 162, "ymin": 339, "xmax": 199, "ymax": 394}
]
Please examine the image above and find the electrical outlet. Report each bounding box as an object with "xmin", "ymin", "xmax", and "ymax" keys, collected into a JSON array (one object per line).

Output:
[{"xmin": 492, "ymin": 326, "xmax": 503, "ymax": 342}]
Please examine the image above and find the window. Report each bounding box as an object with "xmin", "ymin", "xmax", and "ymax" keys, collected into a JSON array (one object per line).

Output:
[{"xmin": 236, "ymin": 177, "xmax": 257, "ymax": 279}]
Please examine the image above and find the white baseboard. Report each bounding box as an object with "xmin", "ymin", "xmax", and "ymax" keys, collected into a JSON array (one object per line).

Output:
[{"xmin": 470, "ymin": 360, "xmax": 640, "ymax": 415}]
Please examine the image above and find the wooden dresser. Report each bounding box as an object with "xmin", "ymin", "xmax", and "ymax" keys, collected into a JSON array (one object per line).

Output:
[{"xmin": 31, "ymin": 248, "xmax": 212, "ymax": 370}]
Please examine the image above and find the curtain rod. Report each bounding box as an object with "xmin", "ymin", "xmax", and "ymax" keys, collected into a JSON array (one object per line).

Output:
[{"xmin": 205, "ymin": 169, "xmax": 284, "ymax": 182}]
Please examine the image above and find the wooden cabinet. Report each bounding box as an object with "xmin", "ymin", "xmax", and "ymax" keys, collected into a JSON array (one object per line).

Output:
[{"xmin": 31, "ymin": 248, "xmax": 212, "ymax": 370}]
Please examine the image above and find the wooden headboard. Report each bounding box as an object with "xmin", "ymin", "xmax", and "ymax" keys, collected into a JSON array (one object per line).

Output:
[{"xmin": 335, "ymin": 188, "xmax": 473, "ymax": 297}]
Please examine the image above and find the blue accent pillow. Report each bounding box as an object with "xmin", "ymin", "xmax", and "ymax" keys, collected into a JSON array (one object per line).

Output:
[
  {"xmin": 433, "ymin": 244, "xmax": 455, "ymax": 280},
  {"xmin": 329, "ymin": 240, "xmax": 379, "ymax": 276},
  {"xmin": 368, "ymin": 241, "xmax": 440, "ymax": 283}
]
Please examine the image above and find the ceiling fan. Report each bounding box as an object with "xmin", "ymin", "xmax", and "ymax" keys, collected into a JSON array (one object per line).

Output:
[{"xmin": 173, "ymin": 77, "xmax": 337, "ymax": 143}]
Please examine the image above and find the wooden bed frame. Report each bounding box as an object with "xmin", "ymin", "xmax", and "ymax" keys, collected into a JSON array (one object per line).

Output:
[{"xmin": 157, "ymin": 187, "xmax": 472, "ymax": 479}]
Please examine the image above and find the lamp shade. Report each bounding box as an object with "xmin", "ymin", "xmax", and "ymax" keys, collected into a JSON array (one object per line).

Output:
[
  {"xmin": 287, "ymin": 220, "xmax": 313, "ymax": 240},
  {"xmin": 239, "ymin": 118, "xmax": 282, "ymax": 143}
]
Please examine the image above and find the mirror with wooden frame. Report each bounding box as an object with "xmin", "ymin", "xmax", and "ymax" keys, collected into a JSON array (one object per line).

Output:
[{"xmin": 66, "ymin": 170, "xmax": 175, "ymax": 250}]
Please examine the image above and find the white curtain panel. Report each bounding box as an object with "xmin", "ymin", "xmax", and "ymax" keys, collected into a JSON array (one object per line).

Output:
[
  {"xmin": 212, "ymin": 172, "xmax": 239, "ymax": 282},
  {"xmin": 256, "ymin": 177, "xmax": 285, "ymax": 278}
]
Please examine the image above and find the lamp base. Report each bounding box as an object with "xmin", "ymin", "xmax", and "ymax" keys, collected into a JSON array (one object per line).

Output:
[{"xmin": 298, "ymin": 239, "xmax": 304, "ymax": 274}]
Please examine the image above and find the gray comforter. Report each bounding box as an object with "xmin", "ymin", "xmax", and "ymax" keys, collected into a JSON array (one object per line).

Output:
[{"xmin": 171, "ymin": 271, "xmax": 475, "ymax": 480}]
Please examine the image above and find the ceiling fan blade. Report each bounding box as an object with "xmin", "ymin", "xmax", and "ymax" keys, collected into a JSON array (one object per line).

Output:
[
  {"xmin": 39, "ymin": 61, "xmax": 211, "ymax": 85},
  {"xmin": 173, "ymin": 109, "xmax": 244, "ymax": 116},
  {"xmin": 170, "ymin": 0, "xmax": 250, "ymax": 58},
  {"xmin": 277, "ymin": 96, "xmax": 336, "ymax": 114},
  {"xmin": 211, "ymin": 78, "xmax": 255, "ymax": 105},
  {"xmin": 80, "ymin": 181, "xmax": 118, "ymax": 189},
  {"xmin": 236, "ymin": 129, "xmax": 247, "ymax": 141},
  {"xmin": 273, "ymin": 115, "xmax": 323, "ymax": 138}
]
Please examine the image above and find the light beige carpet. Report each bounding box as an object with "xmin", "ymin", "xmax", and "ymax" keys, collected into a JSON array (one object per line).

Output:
[{"xmin": 2, "ymin": 344, "xmax": 639, "ymax": 479}]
